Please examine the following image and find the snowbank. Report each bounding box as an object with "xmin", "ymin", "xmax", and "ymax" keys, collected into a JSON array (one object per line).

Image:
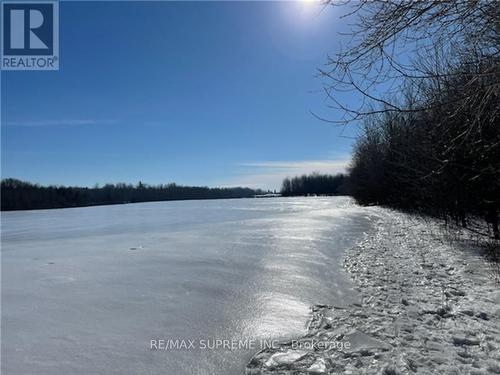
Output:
[{"xmin": 246, "ymin": 208, "xmax": 500, "ymax": 374}]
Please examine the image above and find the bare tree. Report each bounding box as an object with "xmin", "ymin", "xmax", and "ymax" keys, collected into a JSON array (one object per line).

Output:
[
  {"xmin": 328, "ymin": 1, "xmax": 500, "ymax": 239},
  {"xmin": 320, "ymin": 0, "xmax": 500, "ymax": 122}
]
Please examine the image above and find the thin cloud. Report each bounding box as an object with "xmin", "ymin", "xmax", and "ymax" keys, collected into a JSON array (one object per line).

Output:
[
  {"xmin": 2, "ymin": 119, "xmax": 119, "ymax": 127},
  {"xmin": 239, "ymin": 159, "xmax": 349, "ymax": 170},
  {"xmin": 219, "ymin": 157, "xmax": 351, "ymax": 190}
]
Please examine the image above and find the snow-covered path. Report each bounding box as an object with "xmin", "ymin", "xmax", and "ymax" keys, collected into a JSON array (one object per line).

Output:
[{"xmin": 247, "ymin": 208, "xmax": 500, "ymax": 374}]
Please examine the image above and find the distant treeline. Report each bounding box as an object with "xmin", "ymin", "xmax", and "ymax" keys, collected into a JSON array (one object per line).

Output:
[
  {"xmin": 281, "ymin": 173, "xmax": 347, "ymax": 196},
  {"xmin": 0, "ymin": 179, "xmax": 262, "ymax": 211}
]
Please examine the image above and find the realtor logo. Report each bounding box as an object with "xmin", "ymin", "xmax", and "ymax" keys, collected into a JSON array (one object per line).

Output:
[{"xmin": 1, "ymin": 1, "xmax": 59, "ymax": 70}]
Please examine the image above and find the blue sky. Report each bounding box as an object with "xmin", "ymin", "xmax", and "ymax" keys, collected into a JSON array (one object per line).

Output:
[{"xmin": 1, "ymin": 1, "xmax": 357, "ymax": 190}]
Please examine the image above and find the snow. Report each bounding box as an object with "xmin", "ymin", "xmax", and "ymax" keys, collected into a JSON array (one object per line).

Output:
[
  {"xmin": 1, "ymin": 197, "xmax": 372, "ymax": 375},
  {"xmin": 247, "ymin": 208, "xmax": 500, "ymax": 374},
  {"xmin": 3, "ymin": 199, "xmax": 498, "ymax": 374},
  {"xmin": 307, "ymin": 357, "xmax": 327, "ymax": 373},
  {"xmin": 264, "ymin": 350, "xmax": 308, "ymax": 367}
]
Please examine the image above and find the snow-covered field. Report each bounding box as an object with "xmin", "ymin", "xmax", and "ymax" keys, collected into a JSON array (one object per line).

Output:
[
  {"xmin": 3, "ymin": 200, "xmax": 498, "ymax": 374},
  {"xmin": 1, "ymin": 197, "xmax": 373, "ymax": 375},
  {"xmin": 247, "ymin": 208, "xmax": 500, "ymax": 374}
]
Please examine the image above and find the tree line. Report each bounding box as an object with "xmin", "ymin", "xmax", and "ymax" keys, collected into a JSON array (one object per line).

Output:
[
  {"xmin": 0, "ymin": 179, "xmax": 262, "ymax": 211},
  {"xmin": 321, "ymin": 0, "xmax": 500, "ymax": 239},
  {"xmin": 281, "ymin": 173, "xmax": 347, "ymax": 196},
  {"xmin": 347, "ymin": 55, "xmax": 499, "ymax": 238}
]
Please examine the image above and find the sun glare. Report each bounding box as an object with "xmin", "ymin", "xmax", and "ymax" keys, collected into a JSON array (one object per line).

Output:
[
  {"xmin": 301, "ymin": 0, "xmax": 317, "ymax": 7},
  {"xmin": 299, "ymin": 0, "xmax": 323, "ymax": 16}
]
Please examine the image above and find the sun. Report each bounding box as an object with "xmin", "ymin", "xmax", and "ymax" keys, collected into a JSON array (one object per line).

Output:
[{"xmin": 299, "ymin": 0, "xmax": 321, "ymax": 16}]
